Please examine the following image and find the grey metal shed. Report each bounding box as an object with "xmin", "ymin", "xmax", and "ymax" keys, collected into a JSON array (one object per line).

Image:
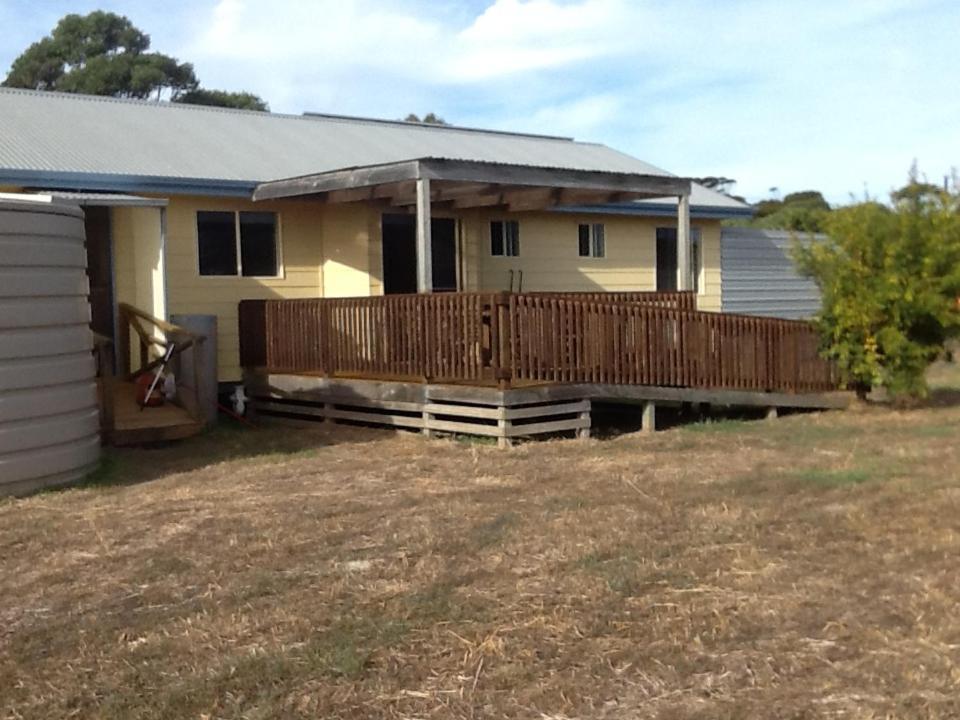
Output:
[{"xmin": 720, "ymin": 227, "xmax": 823, "ymax": 320}]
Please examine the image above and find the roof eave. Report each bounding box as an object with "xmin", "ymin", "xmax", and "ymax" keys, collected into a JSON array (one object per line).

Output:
[
  {"xmin": 552, "ymin": 201, "xmax": 754, "ymax": 220},
  {"xmin": 0, "ymin": 169, "xmax": 255, "ymax": 197}
]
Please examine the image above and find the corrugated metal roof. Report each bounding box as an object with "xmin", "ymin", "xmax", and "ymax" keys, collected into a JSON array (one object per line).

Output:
[
  {"xmin": 0, "ymin": 88, "xmax": 750, "ymax": 213},
  {"xmin": 0, "ymin": 88, "xmax": 663, "ymax": 181}
]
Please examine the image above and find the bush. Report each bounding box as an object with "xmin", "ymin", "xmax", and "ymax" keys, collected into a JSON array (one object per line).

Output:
[{"xmin": 795, "ymin": 180, "xmax": 960, "ymax": 398}]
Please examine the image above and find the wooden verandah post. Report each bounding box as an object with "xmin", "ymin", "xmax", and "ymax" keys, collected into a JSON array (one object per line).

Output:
[
  {"xmin": 416, "ymin": 176, "xmax": 432, "ymax": 294},
  {"xmin": 677, "ymin": 192, "xmax": 692, "ymax": 292}
]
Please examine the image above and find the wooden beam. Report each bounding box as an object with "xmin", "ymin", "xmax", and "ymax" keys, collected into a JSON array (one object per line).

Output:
[
  {"xmin": 555, "ymin": 188, "xmax": 635, "ymax": 205},
  {"xmin": 420, "ymin": 158, "xmax": 692, "ymax": 197},
  {"xmin": 253, "ymin": 160, "xmax": 422, "ymax": 201},
  {"xmin": 416, "ymin": 177, "xmax": 432, "ymax": 293},
  {"xmin": 504, "ymin": 187, "xmax": 557, "ymax": 212},
  {"xmin": 390, "ymin": 194, "xmax": 418, "ymax": 207},
  {"xmin": 326, "ymin": 186, "xmax": 376, "ymax": 203},
  {"xmin": 373, "ymin": 181, "xmax": 415, "ymax": 199},
  {"xmin": 451, "ymin": 194, "xmax": 504, "ymax": 209},
  {"xmin": 432, "ymin": 182, "xmax": 497, "ymax": 201},
  {"xmin": 677, "ymin": 193, "xmax": 692, "ymax": 291}
]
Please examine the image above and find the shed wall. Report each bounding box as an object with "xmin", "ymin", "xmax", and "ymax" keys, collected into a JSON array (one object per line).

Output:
[{"xmin": 720, "ymin": 227, "xmax": 822, "ymax": 320}]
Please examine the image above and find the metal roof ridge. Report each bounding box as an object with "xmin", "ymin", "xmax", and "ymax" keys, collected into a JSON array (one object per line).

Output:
[
  {"xmin": 0, "ymin": 88, "xmax": 576, "ymax": 142},
  {"xmin": 300, "ymin": 111, "xmax": 574, "ymax": 142},
  {"xmin": 0, "ymin": 86, "xmax": 315, "ymax": 122}
]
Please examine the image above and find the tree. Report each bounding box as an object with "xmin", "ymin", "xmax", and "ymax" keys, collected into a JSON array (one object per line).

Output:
[
  {"xmin": 692, "ymin": 176, "xmax": 746, "ymax": 203},
  {"xmin": 404, "ymin": 112, "xmax": 448, "ymax": 125},
  {"xmin": 751, "ymin": 190, "xmax": 831, "ymax": 233},
  {"xmin": 176, "ymin": 89, "xmax": 268, "ymax": 112},
  {"xmin": 794, "ymin": 175, "xmax": 960, "ymax": 399},
  {"xmin": 3, "ymin": 11, "xmax": 267, "ymax": 110}
]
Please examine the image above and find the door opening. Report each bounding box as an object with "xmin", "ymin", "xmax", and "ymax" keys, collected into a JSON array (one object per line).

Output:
[
  {"xmin": 381, "ymin": 214, "xmax": 458, "ymax": 294},
  {"xmin": 84, "ymin": 206, "xmax": 116, "ymax": 340}
]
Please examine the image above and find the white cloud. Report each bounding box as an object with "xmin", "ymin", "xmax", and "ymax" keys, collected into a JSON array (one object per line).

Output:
[{"xmin": 446, "ymin": 0, "xmax": 630, "ymax": 80}]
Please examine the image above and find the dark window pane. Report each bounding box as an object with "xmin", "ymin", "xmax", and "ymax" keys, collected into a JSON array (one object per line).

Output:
[
  {"xmin": 431, "ymin": 217, "xmax": 458, "ymax": 291},
  {"xmin": 656, "ymin": 227, "xmax": 678, "ymax": 291},
  {"xmin": 239, "ymin": 212, "xmax": 278, "ymax": 277},
  {"xmin": 691, "ymin": 228, "xmax": 701, "ymax": 293},
  {"xmin": 506, "ymin": 220, "xmax": 520, "ymax": 256},
  {"xmin": 592, "ymin": 223, "xmax": 605, "ymax": 258},
  {"xmin": 490, "ymin": 221, "xmax": 504, "ymax": 256},
  {"xmin": 197, "ymin": 211, "xmax": 237, "ymax": 276},
  {"xmin": 382, "ymin": 213, "xmax": 417, "ymax": 294},
  {"xmin": 578, "ymin": 224, "xmax": 590, "ymax": 257}
]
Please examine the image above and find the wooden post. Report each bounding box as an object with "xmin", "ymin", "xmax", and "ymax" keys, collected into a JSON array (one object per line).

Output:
[
  {"xmin": 677, "ymin": 193, "xmax": 692, "ymax": 291},
  {"xmin": 641, "ymin": 400, "xmax": 656, "ymax": 434},
  {"xmin": 416, "ymin": 177, "xmax": 432, "ymax": 293},
  {"xmin": 765, "ymin": 406, "xmax": 778, "ymax": 421},
  {"xmin": 497, "ymin": 416, "xmax": 512, "ymax": 449},
  {"xmin": 577, "ymin": 399, "xmax": 591, "ymax": 440},
  {"xmin": 422, "ymin": 406, "xmax": 433, "ymax": 437}
]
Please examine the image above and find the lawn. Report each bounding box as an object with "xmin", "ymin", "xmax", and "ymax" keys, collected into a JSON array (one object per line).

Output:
[{"xmin": 2, "ymin": 373, "xmax": 960, "ymax": 718}]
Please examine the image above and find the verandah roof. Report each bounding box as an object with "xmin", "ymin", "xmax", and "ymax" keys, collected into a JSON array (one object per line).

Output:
[{"xmin": 252, "ymin": 157, "xmax": 692, "ymax": 212}]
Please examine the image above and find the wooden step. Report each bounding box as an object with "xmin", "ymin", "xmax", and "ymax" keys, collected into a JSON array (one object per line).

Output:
[{"xmin": 106, "ymin": 380, "xmax": 205, "ymax": 445}]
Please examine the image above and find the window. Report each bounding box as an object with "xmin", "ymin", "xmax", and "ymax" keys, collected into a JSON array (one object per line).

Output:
[
  {"xmin": 490, "ymin": 220, "xmax": 520, "ymax": 256},
  {"xmin": 655, "ymin": 227, "xmax": 702, "ymax": 292},
  {"xmin": 578, "ymin": 223, "xmax": 605, "ymax": 258},
  {"xmin": 197, "ymin": 211, "xmax": 279, "ymax": 277}
]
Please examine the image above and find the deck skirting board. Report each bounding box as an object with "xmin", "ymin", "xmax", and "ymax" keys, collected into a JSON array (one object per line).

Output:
[
  {"xmin": 249, "ymin": 379, "xmax": 594, "ymax": 443},
  {"xmin": 245, "ymin": 372, "xmax": 849, "ymax": 444}
]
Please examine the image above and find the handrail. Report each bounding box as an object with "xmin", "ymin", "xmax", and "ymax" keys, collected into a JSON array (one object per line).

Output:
[
  {"xmin": 238, "ymin": 292, "xmax": 837, "ymax": 393},
  {"xmin": 118, "ymin": 302, "xmax": 204, "ymax": 340},
  {"xmin": 115, "ymin": 303, "xmax": 207, "ymax": 423}
]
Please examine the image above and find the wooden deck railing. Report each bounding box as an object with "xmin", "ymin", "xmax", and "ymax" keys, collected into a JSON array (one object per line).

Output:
[{"xmin": 239, "ymin": 292, "xmax": 837, "ymax": 393}]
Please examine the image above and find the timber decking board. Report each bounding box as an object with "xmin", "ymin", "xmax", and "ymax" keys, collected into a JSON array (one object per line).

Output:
[{"xmin": 109, "ymin": 380, "xmax": 203, "ymax": 445}]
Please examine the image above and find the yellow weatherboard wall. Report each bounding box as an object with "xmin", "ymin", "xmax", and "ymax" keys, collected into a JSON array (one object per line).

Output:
[
  {"xmin": 462, "ymin": 211, "xmax": 722, "ymax": 311},
  {"xmin": 113, "ymin": 196, "xmax": 720, "ymax": 383},
  {"xmin": 112, "ymin": 206, "xmax": 166, "ymax": 370},
  {"xmin": 163, "ymin": 196, "xmax": 327, "ymax": 381}
]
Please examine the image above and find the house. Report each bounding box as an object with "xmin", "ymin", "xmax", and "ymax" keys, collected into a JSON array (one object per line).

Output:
[{"xmin": 0, "ymin": 88, "xmax": 752, "ymax": 385}]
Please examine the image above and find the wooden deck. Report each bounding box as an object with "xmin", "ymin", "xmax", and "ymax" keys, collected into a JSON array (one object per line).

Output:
[
  {"xmin": 238, "ymin": 291, "xmax": 843, "ymax": 445},
  {"xmin": 94, "ymin": 304, "xmax": 209, "ymax": 446},
  {"xmin": 103, "ymin": 380, "xmax": 204, "ymax": 446}
]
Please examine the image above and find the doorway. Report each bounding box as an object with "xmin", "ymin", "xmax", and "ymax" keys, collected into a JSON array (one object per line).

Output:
[
  {"xmin": 381, "ymin": 214, "xmax": 458, "ymax": 294},
  {"xmin": 84, "ymin": 206, "xmax": 115, "ymax": 341}
]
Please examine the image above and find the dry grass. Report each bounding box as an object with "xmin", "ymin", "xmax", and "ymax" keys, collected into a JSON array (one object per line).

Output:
[{"xmin": 3, "ymin": 375, "xmax": 960, "ymax": 719}]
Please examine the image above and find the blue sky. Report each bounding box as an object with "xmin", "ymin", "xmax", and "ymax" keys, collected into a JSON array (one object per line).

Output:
[{"xmin": 1, "ymin": 0, "xmax": 957, "ymax": 203}]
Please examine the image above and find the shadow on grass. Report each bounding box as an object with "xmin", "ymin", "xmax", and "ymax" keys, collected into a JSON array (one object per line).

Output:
[{"xmin": 74, "ymin": 418, "xmax": 389, "ymax": 493}]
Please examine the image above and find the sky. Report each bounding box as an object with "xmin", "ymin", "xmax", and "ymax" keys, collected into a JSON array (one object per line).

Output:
[{"xmin": 0, "ymin": 0, "xmax": 957, "ymax": 203}]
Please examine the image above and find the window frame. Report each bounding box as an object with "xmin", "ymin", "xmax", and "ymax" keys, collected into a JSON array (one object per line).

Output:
[
  {"xmin": 196, "ymin": 210, "xmax": 283, "ymax": 279},
  {"xmin": 577, "ymin": 222, "xmax": 606, "ymax": 258},
  {"xmin": 490, "ymin": 219, "xmax": 520, "ymax": 257}
]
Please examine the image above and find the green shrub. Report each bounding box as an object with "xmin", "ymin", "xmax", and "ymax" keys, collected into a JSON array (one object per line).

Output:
[{"xmin": 795, "ymin": 175, "xmax": 960, "ymax": 398}]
